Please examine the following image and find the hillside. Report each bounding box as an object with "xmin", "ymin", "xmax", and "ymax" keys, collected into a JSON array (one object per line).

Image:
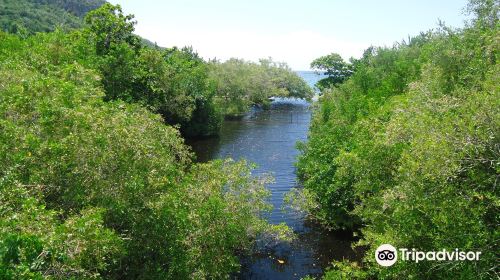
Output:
[{"xmin": 0, "ymin": 0, "xmax": 105, "ymax": 33}]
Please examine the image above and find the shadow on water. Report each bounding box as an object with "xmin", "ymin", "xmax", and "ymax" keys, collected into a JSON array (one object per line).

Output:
[
  {"xmin": 188, "ymin": 98, "xmax": 361, "ymax": 279},
  {"xmin": 239, "ymin": 220, "xmax": 365, "ymax": 280}
]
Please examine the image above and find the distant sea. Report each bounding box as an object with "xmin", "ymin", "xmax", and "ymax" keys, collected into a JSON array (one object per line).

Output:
[
  {"xmin": 295, "ymin": 70, "xmax": 326, "ymax": 91},
  {"xmin": 296, "ymin": 71, "xmax": 327, "ymax": 100}
]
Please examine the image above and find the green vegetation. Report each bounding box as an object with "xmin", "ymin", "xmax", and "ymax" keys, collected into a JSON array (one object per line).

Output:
[
  {"xmin": 82, "ymin": 4, "xmax": 222, "ymax": 138},
  {"xmin": 0, "ymin": 3, "xmax": 300, "ymax": 279},
  {"xmin": 37, "ymin": 0, "xmax": 106, "ymax": 17},
  {"xmin": 0, "ymin": 0, "xmax": 105, "ymax": 34},
  {"xmin": 310, "ymin": 53, "xmax": 354, "ymax": 91},
  {"xmin": 5, "ymin": 0, "xmax": 495, "ymax": 279},
  {"xmin": 1, "ymin": 2, "xmax": 312, "ymax": 136},
  {"xmin": 296, "ymin": 0, "xmax": 499, "ymax": 279},
  {"xmin": 210, "ymin": 58, "xmax": 314, "ymax": 118}
]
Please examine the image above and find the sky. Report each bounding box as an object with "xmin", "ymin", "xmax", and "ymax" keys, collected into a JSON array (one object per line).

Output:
[{"xmin": 108, "ymin": 0, "xmax": 471, "ymax": 70}]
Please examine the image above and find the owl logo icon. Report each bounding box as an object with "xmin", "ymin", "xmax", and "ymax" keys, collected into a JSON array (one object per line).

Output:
[{"xmin": 375, "ymin": 244, "xmax": 397, "ymax": 266}]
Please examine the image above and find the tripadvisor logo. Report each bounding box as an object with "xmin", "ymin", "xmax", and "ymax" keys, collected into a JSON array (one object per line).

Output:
[
  {"xmin": 375, "ymin": 244, "xmax": 481, "ymax": 267},
  {"xmin": 375, "ymin": 244, "xmax": 397, "ymax": 266}
]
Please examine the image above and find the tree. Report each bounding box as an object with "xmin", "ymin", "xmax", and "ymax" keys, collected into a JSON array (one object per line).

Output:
[
  {"xmin": 84, "ymin": 3, "xmax": 138, "ymax": 55},
  {"xmin": 210, "ymin": 58, "xmax": 313, "ymax": 117},
  {"xmin": 0, "ymin": 31, "xmax": 289, "ymax": 278},
  {"xmin": 82, "ymin": 5, "xmax": 221, "ymax": 137},
  {"xmin": 297, "ymin": 1, "xmax": 499, "ymax": 278},
  {"xmin": 310, "ymin": 53, "xmax": 353, "ymax": 90}
]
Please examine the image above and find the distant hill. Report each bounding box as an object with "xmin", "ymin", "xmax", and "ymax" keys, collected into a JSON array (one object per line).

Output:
[
  {"xmin": 36, "ymin": 0, "xmax": 106, "ymax": 17},
  {"xmin": 0, "ymin": 0, "xmax": 106, "ymax": 33}
]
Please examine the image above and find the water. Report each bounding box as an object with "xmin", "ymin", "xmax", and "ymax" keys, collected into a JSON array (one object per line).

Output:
[
  {"xmin": 295, "ymin": 71, "xmax": 326, "ymax": 92},
  {"xmin": 188, "ymin": 71, "xmax": 361, "ymax": 279}
]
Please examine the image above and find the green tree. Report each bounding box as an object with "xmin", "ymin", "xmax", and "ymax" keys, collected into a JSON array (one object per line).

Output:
[
  {"xmin": 210, "ymin": 58, "xmax": 313, "ymax": 117},
  {"xmin": 0, "ymin": 28, "xmax": 289, "ymax": 278},
  {"xmin": 0, "ymin": 0, "xmax": 91, "ymax": 34},
  {"xmin": 298, "ymin": 1, "xmax": 499, "ymax": 279},
  {"xmin": 310, "ymin": 53, "xmax": 354, "ymax": 90},
  {"xmin": 82, "ymin": 4, "xmax": 222, "ymax": 137},
  {"xmin": 84, "ymin": 3, "xmax": 138, "ymax": 55}
]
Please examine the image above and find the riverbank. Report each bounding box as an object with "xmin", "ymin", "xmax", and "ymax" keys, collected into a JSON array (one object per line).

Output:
[{"xmin": 188, "ymin": 98, "xmax": 362, "ymax": 279}]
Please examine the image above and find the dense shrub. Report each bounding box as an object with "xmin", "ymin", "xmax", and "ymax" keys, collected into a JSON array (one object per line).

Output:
[
  {"xmin": 297, "ymin": 0, "xmax": 499, "ymax": 278},
  {"xmin": 0, "ymin": 30, "xmax": 289, "ymax": 278},
  {"xmin": 2, "ymin": 2, "xmax": 312, "ymax": 137},
  {"xmin": 209, "ymin": 58, "xmax": 314, "ymax": 117}
]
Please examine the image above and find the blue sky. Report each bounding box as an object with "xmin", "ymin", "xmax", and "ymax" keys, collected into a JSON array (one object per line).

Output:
[{"xmin": 109, "ymin": 0, "xmax": 470, "ymax": 70}]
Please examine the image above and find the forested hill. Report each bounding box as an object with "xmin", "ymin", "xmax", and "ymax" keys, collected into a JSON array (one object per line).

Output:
[
  {"xmin": 0, "ymin": 0, "xmax": 106, "ymax": 33},
  {"xmin": 35, "ymin": 0, "xmax": 106, "ymax": 17}
]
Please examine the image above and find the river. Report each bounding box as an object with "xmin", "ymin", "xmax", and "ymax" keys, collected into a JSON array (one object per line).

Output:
[{"xmin": 188, "ymin": 71, "xmax": 361, "ymax": 279}]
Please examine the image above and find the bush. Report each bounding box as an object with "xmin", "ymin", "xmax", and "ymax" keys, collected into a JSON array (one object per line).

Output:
[
  {"xmin": 297, "ymin": 1, "xmax": 499, "ymax": 278},
  {"xmin": 0, "ymin": 33, "xmax": 287, "ymax": 278},
  {"xmin": 210, "ymin": 58, "xmax": 314, "ymax": 117}
]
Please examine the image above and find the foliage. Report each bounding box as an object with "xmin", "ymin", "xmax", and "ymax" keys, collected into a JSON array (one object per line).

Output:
[
  {"xmin": 210, "ymin": 58, "xmax": 314, "ymax": 117},
  {"xmin": 81, "ymin": 5, "xmax": 223, "ymax": 137},
  {"xmin": 310, "ymin": 53, "xmax": 354, "ymax": 90},
  {"xmin": 0, "ymin": 28, "xmax": 287, "ymax": 279},
  {"xmin": 1, "ymin": 1, "xmax": 311, "ymax": 137},
  {"xmin": 35, "ymin": 0, "xmax": 106, "ymax": 17},
  {"xmin": 140, "ymin": 159, "xmax": 292, "ymax": 279},
  {"xmin": 298, "ymin": 0, "xmax": 499, "ymax": 279},
  {"xmin": 0, "ymin": 1, "xmax": 219, "ymax": 138},
  {"xmin": 0, "ymin": 0, "xmax": 105, "ymax": 34},
  {"xmin": 84, "ymin": 3, "xmax": 138, "ymax": 55}
]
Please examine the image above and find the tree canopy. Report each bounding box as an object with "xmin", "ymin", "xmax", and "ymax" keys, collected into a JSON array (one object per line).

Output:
[
  {"xmin": 0, "ymin": 3, "xmax": 301, "ymax": 279},
  {"xmin": 310, "ymin": 53, "xmax": 354, "ymax": 90},
  {"xmin": 297, "ymin": 0, "xmax": 499, "ymax": 279},
  {"xmin": 0, "ymin": 0, "xmax": 105, "ymax": 34},
  {"xmin": 210, "ymin": 58, "xmax": 314, "ymax": 117}
]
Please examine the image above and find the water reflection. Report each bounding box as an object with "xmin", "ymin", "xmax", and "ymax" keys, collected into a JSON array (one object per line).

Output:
[{"xmin": 188, "ymin": 98, "xmax": 360, "ymax": 279}]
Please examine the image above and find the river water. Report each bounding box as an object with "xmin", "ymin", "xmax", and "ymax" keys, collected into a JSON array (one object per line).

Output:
[{"xmin": 188, "ymin": 71, "xmax": 361, "ymax": 279}]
